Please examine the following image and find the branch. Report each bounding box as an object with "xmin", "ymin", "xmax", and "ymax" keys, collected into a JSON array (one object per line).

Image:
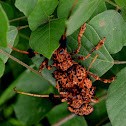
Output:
[
  {"xmin": 9, "ymin": 16, "xmax": 27, "ymax": 23},
  {"xmin": 17, "ymin": 25, "xmax": 29, "ymax": 30},
  {"xmin": 114, "ymin": 60, "xmax": 126, "ymax": 64},
  {"xmin": 105, "ymin": 0, "xmax": 119, "ymax": 10},
  {"xmin": 53, "ymin": 114, "xmax": 76, "ymax": 126},
  {"xmin": 0, "ymin": 49, "xmax": 42, "ymax": 77}
]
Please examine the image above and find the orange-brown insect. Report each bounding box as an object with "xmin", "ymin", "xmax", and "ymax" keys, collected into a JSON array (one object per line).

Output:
[{"xmin": 11, "ymin": 23, "xmax": 115, "ymax": 115}]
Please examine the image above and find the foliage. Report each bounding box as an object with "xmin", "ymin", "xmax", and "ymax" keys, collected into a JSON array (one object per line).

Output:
[{"xmin": 0, "ymin": 0, "xmax": 126, "ymax": 126}]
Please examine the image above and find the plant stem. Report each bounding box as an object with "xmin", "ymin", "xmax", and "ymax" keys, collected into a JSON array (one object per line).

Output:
[
  {"xmin": 67, "ymin": 0, "xmax": 79, "ymax": 19},
  {"xmin": 0, "ymin": 49, "xmax": 42, "ymax": 77},
  {"xmin": 9, "ymin": 16, "xmax": 27, "ymax": 23},
  {"xmin": 19, "ymin": 33, "xmax": 29, "ymax": 40},
  {"xmin": 96, "ymin": 117, "xmax": 109, "ymax": 126},
  {"xmin": 53, "ymin": 114, "xmax": 76, "ymax": 126},
  {"xmin": 105, "ymin": 0, "xmax": 119, "ymax": 9},
  {"xmin": 114, "ymin": 60, "xmax": 126, "ymax": 64},
  {"xmin": 17, "ymin": 25, "xmax": 29, "ymax": 30}
]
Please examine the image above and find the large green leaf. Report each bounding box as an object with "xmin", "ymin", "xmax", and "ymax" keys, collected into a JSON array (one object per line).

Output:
[
  {"xmin": 88, "ymin": 0, "xmax": 106, "ymax": 21},
  {"xmin": 0, "ymin": 26, "xmax": 18, "ymax": 63},
  {"xmin": 29, "ymin": 19, "xmax": 65, "ymax": 59},
  {"xmin": 106, "ymin": 67, "xmax": 126, "ymax": 126},
  {"xmin": 15, "ymin": 0, "xmax": 38, "ymax": 16},
  {"xmin": 0, "ymin": 1, "xmax": 14, "ymax": 19},
  {"xmin": 66, "ymin": 0, "xmax": 101, "ymax": 36},
  {"xmin": 14, "ymin": 95, "xmax": 53, "ymax": 125},
  {"xmin": 0, "ymin": 5, "xmax": 8, "ymax": 47},
  {"xmin": 28, "ymin": 0, "xmax": 58, "ymax": 31},
  {"xmin": 0, "ymin": 69, "xmax": 51, "ymax": 105},
  {"xmin": 89, "ymin": 10, "xmax": 126, "ymax": 54},
  {"xmin": 0, "ymin": 70, "xmax": 54, "ymax": 125},
  {"xmin": 67, "ymin": 24, "xmax": 114, "ymax": 77},
  {"xmin": 57, "ymin": 0, "xmax": 75, "ymax": 18},
  {"xmin": 14, "ymin": 70, "xmax": 55, "ymax": 125},
  {"xmin": 0, "ymin": 58, "xmax": 5, "ymax": 78}
]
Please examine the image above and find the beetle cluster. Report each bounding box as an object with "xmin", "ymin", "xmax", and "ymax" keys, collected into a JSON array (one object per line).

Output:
[{"xmin": 12, "ymin": 23, "xmax": 115, "ymax": 115}]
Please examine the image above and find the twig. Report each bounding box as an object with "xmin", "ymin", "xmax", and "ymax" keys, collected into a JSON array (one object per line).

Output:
[
  {"xmin": 0, "ymin": 49, "xmax": 42, "ymax": 77},
  {"xmin": 105, "ymin": 0, "xmax": 119, "ymax": 9},
  {"xmin": 96, "ymin": 117, "xmax": 109, "ymax": 126},
  {"xmin": 114, "ymin": 60, "xmax": 126, "ymax": 64},
  {"xmin": 19, "ymin": 33, "xmax": 29, "ymax": 40},
  {"xmin": 9, "ymin": 16, "xmax": 27, "ymax": 23},
  {"xmin": 67, "ymin": 0, "xmax": 79, "ymax": 19},
  {"xmin": 64, "ymin": 0, "xmax": 79, "ymax": 37},
  {"xmin": 17, "ymin": 25, "xmax": 29, "ymax": 30},
  {"xmin": 53, "ymin": 114, "xmax": 76, "ymax": 126}
]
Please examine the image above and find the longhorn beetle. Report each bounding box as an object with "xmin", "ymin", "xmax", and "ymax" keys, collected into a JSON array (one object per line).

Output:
[{"xmin": 10, "ymin": 23, "xmax": 115, "ymax": 115}]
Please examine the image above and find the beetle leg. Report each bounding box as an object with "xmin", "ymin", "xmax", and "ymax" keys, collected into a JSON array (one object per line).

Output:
[
  {"xmin": 88, "ymin": 72, "xmax": 116, "ymax": 83},
  {"xmin": 47, "ymin": 63, "xmax": 57, "ymax": 70},
  {"xmin": 73, "ymin": 37, "xmax": 106, "ymax": 61},
  {"xmin": 39, "ymin": 58, "xmax": 48, "ymax": 72},
  {"xmin": 39, "ymin": 59, "xmax": 56, "ymax": 72},
  {"xmin": 56, "ymin": 81, "xmax": 60, "ymax": 93},
  {"xmin": 91, "ymin": 95, "xmax": 99, "ymax": 103},
  {"xmin": 70, "ymin": 23, "xmax": 86, "ymax": 55}
]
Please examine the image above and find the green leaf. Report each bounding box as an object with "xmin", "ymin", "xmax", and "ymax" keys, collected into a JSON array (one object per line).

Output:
[
  {"xmin": 121, "ymin": 11, "xmax": 126, "ymax": 22},
  {"xmin": 8, "ymin": 118, "xmax": 25, "ymax": 126},
  {"xmin": 15, "ymin": 0, "xmax": 38, "ymax": 16},
  {"xmin": 115, "ymin": 0, "xmax": 126, "ymax": 12},
  {"xmin": 28, "ymin": 0, "xmax": 58, "ymax": 31},
  {"xmin": 46, "ymin": 102, "xmax": 71, "ymax": 125},
  {"xmin": 86, "ymin": 100, "xmax": 107, "ymax": 125},
  {"xmin": 67, "ymin": 24, "xmax": 114, "ymax": 78},
  {"xmin": 115, "ymin": 0, "xmax": 126, "ymax": 22},
  {"xmin": 89, "ymin": 10, "xmax": 126, "ymax": 54},
  {"xmin": 0, "ymin": 1, "xmax": 14, "ymax": 19},
  {"xmin": 66, "ymin": 0, "xmax": 101, "ymax": 36},
  {"xmin": 0, "ymin": 58, "xmax": 5, "ymax": 78},
  {"xmin": 29, "ymin": 19, "xmax": 65, "ymax": 59},
  {"xmin": 0, "ymin": 121, "xmax": 13, "ymax": 126},
  {"xmin": 2, "ymin": 70, "xmax": 54, "ymax": 125},
  {"xmin": 57, "ymin": 0, "xmax": 75, "ymax": 18},
  {"xmin": 0, "ymin": 26, "xmax": 18, "ymax": 63},
  {"xmin": 14, "ymin": 95, "xmax": 53, "ymax": 125},
  {"xmin": 0, "ymin": 5, "xmax": 9, "ymax": 47},
  {"xmin": 88, "ymin": 0, "xmax": 107, "ymax": 21},
  {"xmin": 106, "ymin": 67, "xmax": 126, "ymax": 126},
  {"xmin": 61, "ymin": 116, "xmax": 88, "ymax": 126},
  {"xmin": 14, "ymin": 71, "xmax": 54, "ymax": 125},
  {"xmin": 32, "ymin": 55, "xmax": 57, "ymax": 86},
  {"xmin": 0, "ymin": 69, "xmax": 51, "ymax": 106}
]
